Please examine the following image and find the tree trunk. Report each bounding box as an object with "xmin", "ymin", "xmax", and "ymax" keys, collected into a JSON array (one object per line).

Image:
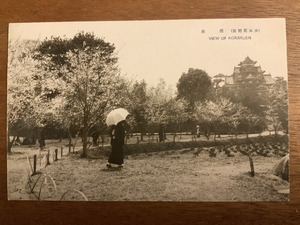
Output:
[
  {"xmin": 67, "ymin": 128, "xmax": 72, "ymax": 153},
  {"xmin": 81, "ymin": 117, "xmax": 88, "ymax": 158},
  {"xmin": 82, "ymin": 133, "xmax": 88, "ymax": 157},
  {"xmin": 140, "ymin": 132, "xmax": 144, "ymax": 141},
  {"xmin": 173, "ymin": 133, "xmax": 176, "ymax": 143},
  {"xmin": 241, "ymin": 150, "xmax": 255, "ymax": 177},
  {"xmin": 73, "ymin": 134, "xmax": 80, "ymax": 153}
]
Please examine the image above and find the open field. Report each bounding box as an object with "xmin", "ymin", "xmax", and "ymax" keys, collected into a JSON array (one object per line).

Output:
[{"xmin": 7, "ymin": 135, "xmax": 289, "ymax": 201}]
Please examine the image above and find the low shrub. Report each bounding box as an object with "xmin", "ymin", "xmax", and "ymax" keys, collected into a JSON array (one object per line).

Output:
[{"xmin": 86, "ymin": 134, "xmax": 288, "ymax": 159}]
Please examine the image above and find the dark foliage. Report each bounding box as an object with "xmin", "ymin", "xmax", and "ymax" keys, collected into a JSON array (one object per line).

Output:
[{"xmin": 86, "ymin": 135, "xmax": 288, "ymax": 158}]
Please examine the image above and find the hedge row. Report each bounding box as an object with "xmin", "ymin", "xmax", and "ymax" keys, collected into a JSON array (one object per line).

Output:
[{"xmin": 86, "ymin": 134, "xmax": 288, "ymax": 159}]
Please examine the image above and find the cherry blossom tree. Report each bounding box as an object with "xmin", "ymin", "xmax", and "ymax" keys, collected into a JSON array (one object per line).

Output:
[
  {"xmin": 144, "ymin": 79, "xmax": 190, "ymax": 143},
  {"xmin": 195, "ymin": 98, "xmax": 235, "ymax": 140},
  {"xmin": 35, "ymin": 33, "xmax": 128, "ymax": 157},
  {"xmin": 164, "ymin": 99, "xmax": 189, "ymax": 142},
  {"xmin": 265, "ymin": 78, "xmax": 288, "ymax": 134},
  {"xmin": 227, "ymin": 103, "xmax": 260, "ymax": 138},
  {"xmin": 7, "ymin": 39, "xmax": 44, "ymax": 153},
  {"xmin": 58, "ymin": 48, "xmax": 124, "ymax": 157},
  {"xmin": 127, "ymin": 80, "xmax": 149, "ymax": 141},
  {"xmin": 146, "ymin": 79, "xmax": 174, "ymax": 127}
]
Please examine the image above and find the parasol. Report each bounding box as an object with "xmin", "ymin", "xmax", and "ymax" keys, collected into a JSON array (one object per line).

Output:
[{"xmin": 105, "ymin": 108, "xmax": 129, "ymax": 126}]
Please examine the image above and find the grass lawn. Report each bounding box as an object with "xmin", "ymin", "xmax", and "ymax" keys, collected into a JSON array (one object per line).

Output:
[{"xmin": 7, "ymin": 136, "xmax": 289, "ymax": 201}]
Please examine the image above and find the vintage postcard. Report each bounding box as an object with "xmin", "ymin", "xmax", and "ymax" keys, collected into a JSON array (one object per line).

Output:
[{"xmin": 7, "ymin": 18, "xmax": 289, "ymax": 201}]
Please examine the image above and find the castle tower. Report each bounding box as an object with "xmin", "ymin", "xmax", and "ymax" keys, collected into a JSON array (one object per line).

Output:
[{"xmin": 222, "ymin": 56, "xmax": 274, "ymax": 91}]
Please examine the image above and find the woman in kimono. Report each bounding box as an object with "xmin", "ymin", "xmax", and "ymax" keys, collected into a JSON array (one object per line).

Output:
[{"xmin": 106, "ymin": 120, "xmax": 125, "ymax": 168}]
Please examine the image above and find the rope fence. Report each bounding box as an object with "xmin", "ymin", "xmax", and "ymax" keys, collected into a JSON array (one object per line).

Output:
[{"xmin": 25, "ymin": 146, "xmax": 89, "ymax": 201}]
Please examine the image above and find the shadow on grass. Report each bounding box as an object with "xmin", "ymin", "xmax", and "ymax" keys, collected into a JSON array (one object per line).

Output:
[{"xmin": 100, "ymin": 167, "xmax": 123, "ymax": 172}]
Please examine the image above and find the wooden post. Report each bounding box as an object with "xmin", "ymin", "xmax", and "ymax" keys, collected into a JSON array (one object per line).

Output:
[
  {"xmin": 27, "ymin": 156, "xmax": 34, "ymax": 175},
  {"xmin": 55, "ymin": 149, "xmax": 58, "ymax": 161},
  {"xmin": 46, "ymin": 150, "xmax": 50, "ymax": 166},
  {"xmin": 137, "ymin": 137, "xmax": 139, "ymax": 144},
  {"xmin": 51, "ymin": 151, "xmax": 54, "ymax": 163},
  {"xmin": 248, "ymin": 154, "xmax": 255, "ymax": 177},
  {"xmin": 33, "ymin": 155, "xmax": 37, "ymax": 175},
  {"xmin": 61, "ymin": 146, "xmax": 63, "ymax": 157}
]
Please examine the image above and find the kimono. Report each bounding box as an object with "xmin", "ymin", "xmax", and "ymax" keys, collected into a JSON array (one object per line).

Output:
[{"xmin": 108, "ymin": 121, "xmax": 125, "ymax": 165}]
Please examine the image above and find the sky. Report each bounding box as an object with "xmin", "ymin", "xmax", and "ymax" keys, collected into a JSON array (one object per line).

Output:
[{"xmin": 8, "ymin": 18, "xmax": 288, "ymax": 90}]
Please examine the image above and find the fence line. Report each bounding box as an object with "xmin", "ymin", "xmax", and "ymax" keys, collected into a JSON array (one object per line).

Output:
[
  {"xmin": 27, "ymin": 146, "xmax": 65, "ymax": 177},
  {"xmin": 26, "ymin": 146, "xmax": 89, "ymax": 201}
]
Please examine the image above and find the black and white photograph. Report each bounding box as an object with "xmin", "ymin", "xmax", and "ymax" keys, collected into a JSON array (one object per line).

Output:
[{"xmin": 7, "ymin": 18, "xmax": 289, "ymax": 201}]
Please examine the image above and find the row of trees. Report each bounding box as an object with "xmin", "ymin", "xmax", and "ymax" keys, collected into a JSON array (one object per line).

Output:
[
  {"xmin": 7, "ymin": 32, "xmax": 288, "ymax": 157},
  {"xmin": 8, "ymin": 32, "xmax": 128, "ymax": 157}
]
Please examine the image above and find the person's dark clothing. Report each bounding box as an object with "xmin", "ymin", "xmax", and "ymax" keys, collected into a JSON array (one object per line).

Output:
[
  {"xmin": 22, "ymin": 137, "xmax": 31, "ymax": 145},
  {"xmin": 159, "ymin": 124, "xmax": 165, "ymax": 142},
  {"xmin": 92, "ymin": 131, "xmax": 100, "ymax": 146},
  {"xmin": 196, "ymin": 126, "xmax": 200, "ymax": 138},
  {"xmin": 108, "ymin": 122, "xmax": 125, "ymax": 165},
  {"xmin": 38, "ymin": 131, "xmax": 46, "ymax": 147}
]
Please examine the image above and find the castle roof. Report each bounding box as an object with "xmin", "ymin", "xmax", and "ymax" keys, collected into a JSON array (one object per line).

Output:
[
  {"xmin": 238, "ymin": 56, "xmax": 257, "ymax": 66},
  {"xmin": 214, "ymin": 73, "xmax": 226, "ymax": 78},
  {"xmin": 263, "ymin": 74, "xmax": 275, "ymax": 84},
  {"xmin": 220, "ymin": 57, "xmax": 277, "ymax": 89},
  {"xmin": 245, "ymin": 74, "xmax": 255, "ymax": 79}
]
